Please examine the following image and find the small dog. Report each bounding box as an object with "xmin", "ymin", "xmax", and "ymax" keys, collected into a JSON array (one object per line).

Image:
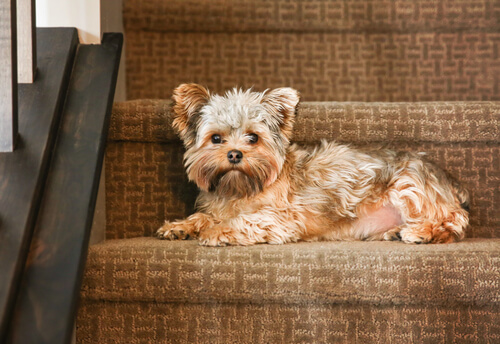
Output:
[{"xmin": 157, "ymin": 84, "xmax": 470, "ymax": 246}]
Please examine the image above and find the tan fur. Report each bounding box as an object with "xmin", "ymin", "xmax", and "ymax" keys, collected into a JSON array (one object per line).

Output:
[{"xmin": 157, "ymin": 85, "xmax": 469, "ymax": 246}]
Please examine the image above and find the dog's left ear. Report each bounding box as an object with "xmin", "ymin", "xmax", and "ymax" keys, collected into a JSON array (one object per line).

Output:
[
  {"xmin": 171, "ymin": 83, "xmax": 210, "ymax": 147},
  {"xmin": 262, "ymin": 87, "xmax": 300, "ymax": 140}
]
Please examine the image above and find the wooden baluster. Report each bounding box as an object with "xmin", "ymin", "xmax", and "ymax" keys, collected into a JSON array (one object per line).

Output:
[
  {"xmin": 0, "ymin": 0, "xmax": 18, "ymax": 152},
  {"xmin": 16, "ymin": 0, "xmax": 36, "ymax": 84}
]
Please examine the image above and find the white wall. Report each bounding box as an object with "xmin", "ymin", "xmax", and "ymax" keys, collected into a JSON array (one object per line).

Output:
[
  {"xmin": 36, "ymin": 0, "xmax": 101, "ymax": 44},
  {"xmin": 36, "ymin": 0, "xmax": 126, "ymax": 102}
]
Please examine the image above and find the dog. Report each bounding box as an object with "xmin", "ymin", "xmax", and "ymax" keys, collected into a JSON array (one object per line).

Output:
[{"xmin": 156, "ymin": 84, "xmax": 470, "ymax": 246}]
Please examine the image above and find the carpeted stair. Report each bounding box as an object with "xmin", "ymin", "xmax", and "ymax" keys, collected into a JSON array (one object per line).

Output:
[{"xmin": 77, "ymin": 1, "xmax": 500, "ymax": 343}]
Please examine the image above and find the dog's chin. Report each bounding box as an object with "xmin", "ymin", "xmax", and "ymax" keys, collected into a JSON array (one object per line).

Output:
[{"xmin": 211, "ymin": 169, "xmax": 263, "ymax": 199}]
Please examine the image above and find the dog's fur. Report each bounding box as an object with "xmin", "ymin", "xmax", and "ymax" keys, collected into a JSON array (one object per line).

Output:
[{"xmin": 157, "ymin": 84, "xmax": 469, "ymax": 246}]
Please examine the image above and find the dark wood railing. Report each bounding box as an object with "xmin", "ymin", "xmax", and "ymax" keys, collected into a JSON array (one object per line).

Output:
[
  {"xmin": 1, "ymin": 1, "xmax": 38, "ymax": 338},
  {"xmin": 0, "ymin": 2, "xmax": 122, "ymax": 343}
]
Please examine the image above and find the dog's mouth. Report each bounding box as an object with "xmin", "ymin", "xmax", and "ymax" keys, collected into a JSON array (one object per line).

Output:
[
  {"xmin": 210, "ymin": 169, "xmax": 263, "ymax": 198},
  {"xmin": 213, "ymin": 169, "xmax": 245, "ymax": 182}
]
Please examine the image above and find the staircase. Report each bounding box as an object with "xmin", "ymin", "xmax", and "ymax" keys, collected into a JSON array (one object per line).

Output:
[{"xmin": 77, "ymin": 1, "xmax": 500, "ymax": 343}]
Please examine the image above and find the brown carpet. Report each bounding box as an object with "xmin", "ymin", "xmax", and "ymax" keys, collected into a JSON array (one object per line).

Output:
[
  {"xmin": 124, "ymin": 0, "xmax": 500, "ymax": 101},
  {"xmin": 77, "ymin": 1, "xmax": 500, "ymax": 342},
  {"xmin": 78, "ymin": 99, "xmax": 499, "ymax": 343},
  {"xmin": 104, "ymin": 101, "xmax": 499, "ymax": 240},
  {"xmin": 78, "ymin": 238, "xmax": 500, "ymax": 343}
]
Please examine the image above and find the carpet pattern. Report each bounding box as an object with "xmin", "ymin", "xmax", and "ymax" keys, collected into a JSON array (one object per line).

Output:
[{"xmin": 105, "ymin": 101, "xmax": 500, "ymax": 239}]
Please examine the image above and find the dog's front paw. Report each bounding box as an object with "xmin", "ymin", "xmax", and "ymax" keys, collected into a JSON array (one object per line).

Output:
[
  {"xmin": 399, "ymin": 229, "xmax": 432, "ymax": 244},
  {"xmin": 198, "ymin": 225, "xmax": 233, "ymax": 247},
  {"xmin": 383, "ymin": 228, "xmax": 402, "ymax": 241},
  {"xmin": 156, "ymin": 221, "xmax": 192, "ymax": 240}
]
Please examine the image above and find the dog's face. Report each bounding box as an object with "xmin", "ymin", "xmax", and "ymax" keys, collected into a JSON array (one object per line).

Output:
[{"xmin": 171, "ymin": 84, "xmax": 300, "ymax": 198}]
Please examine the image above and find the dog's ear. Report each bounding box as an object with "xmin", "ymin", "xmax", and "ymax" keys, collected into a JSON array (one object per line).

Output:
[
  {"xmin": 172, "ymin": 84, "xmax": 210, "ymax": 146},
  {"xmin": 262, "ymin": 87, "xmax": 300, "ymax": 140}
]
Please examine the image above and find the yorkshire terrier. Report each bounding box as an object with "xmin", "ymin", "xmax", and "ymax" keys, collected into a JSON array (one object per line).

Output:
[{"xmin": 156, "ymin": 84, "xmax": 469, "ymax": 246}]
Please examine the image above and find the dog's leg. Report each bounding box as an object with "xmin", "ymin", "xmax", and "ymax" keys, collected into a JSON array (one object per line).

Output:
[
  {"xmin": 398, "ymin": 209, "xmax": 469, "ymax": 244},
  {"xmin": 377, "ymin": 205, "xmax": 468, "ymax": 244},
  {"xmin": 156, "ymin": 213, "xmax": 217, "ymax": 240},
  {"xmin": 197, "ymin": 222, "xmax": 251, "ymax": 247},
  {"xmin": 197, "ymin": 218, "xmax": 268, "ymax": 247},
  {"xmin": 386, "ymin": 160, "xmax": 469, "ymax": 244},
  {"xmin": 198, "ymin": 210, "xmax": 301, "ymax": 246}
]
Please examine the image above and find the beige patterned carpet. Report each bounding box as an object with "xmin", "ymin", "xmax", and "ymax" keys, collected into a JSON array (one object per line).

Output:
[{"xmin": 77, "ymin": 1, "xmax": 500, "ymax": 342}]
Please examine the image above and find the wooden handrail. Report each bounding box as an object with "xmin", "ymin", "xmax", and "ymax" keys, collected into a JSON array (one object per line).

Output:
[
  {"xmin": 6, "ymin": 33, "xmax": 123, "ymax": 343},
  {"xmin": 0, "ymin": 27, "xmax": 122, "ymax": 343},
  {"xmin": 0, "ymin": 27, "xmax": 79, "ymax": 341}
]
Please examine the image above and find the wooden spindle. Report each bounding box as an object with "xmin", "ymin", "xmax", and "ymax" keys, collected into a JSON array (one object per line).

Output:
[
  {"xmin": 16, "ymin": 0, "xmax": 36, "ymax": 83},
  {"xmin": 0, "ymin": 0, "xmax": 18, "ymax": 152}
]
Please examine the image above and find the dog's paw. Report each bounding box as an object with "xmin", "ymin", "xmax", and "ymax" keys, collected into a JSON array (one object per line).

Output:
[
  {"xmin": 156, "ymin": 221, "xmax": 191, "ymax": 240},
  {"xmin": 383, "ymin": 229, "xmax": 402, "ymax": 241},
  {"xmin": 399, "ymin": 230, "xmax": 432, "ymax": 244},
  {"xmin": 198, "ymin": 226, "xmax": 233, "ymax": 247}
]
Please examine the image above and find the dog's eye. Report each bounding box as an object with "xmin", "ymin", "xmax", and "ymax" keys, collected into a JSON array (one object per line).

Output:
[
  {"xmin": 248, "ymin": 133, "xmax": 258, "ymax": 144},
  {"xmin": 211, "ymin": 134, "xmax": 222, "ymax": 144}
]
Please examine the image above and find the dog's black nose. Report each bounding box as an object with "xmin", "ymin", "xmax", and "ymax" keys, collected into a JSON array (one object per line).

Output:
[{"xmin": 227, "ymin": 150, "xmax": 243, "ymax": 164}]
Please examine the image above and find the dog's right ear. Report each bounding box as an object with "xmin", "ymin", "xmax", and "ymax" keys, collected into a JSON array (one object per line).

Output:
[
  {"xmin": 262, "ymin": 87, "xmax": 300, "ymax": 141},
  {"xmin": 172, "ymin": 84, "xmax": 210, "ymax": 146}
]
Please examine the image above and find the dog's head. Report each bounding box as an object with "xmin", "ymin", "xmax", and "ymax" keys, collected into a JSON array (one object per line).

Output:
[{"xmin": 171, "ymin": 84, "xmax": 300, "ymax": 199}]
